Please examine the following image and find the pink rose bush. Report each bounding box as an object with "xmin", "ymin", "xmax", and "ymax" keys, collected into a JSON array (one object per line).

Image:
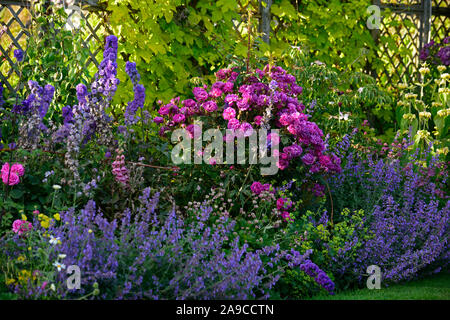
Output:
[
  {"xmin": 1, "ymin": 163, "xmax": 25, "ymax": 186},
  {"xmin": 154, "ymin": 65, "xmax": 341, "ymax": 175}
]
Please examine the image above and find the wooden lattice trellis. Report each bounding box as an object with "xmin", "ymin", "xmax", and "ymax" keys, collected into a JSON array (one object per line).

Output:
[
  {"xmin": 375, "ymin": 0, "xmax": 450, "ymax": 85},
  {"xmin": 0, "ymin": 0, "xmax": 111, "ymax": 92},
  {"xmin": 0, "ymin": 0, "xmax": 449, "ymax": 90}
]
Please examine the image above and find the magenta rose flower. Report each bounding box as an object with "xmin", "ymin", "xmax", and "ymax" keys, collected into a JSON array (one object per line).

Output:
[
  {"xmin": 173, "ymin": 114, "xmax": 186, "ymax": 123},
  {"xmin": 193, "ymin": 87, "xmax": 209, "ymax": 102},
  {"xmin": 223, "ymin": 107, "xmax": 236, "ymax": 120},
  {"xmin": 202, "ymin": 101, "xmax": 217, "ymax": 112}
]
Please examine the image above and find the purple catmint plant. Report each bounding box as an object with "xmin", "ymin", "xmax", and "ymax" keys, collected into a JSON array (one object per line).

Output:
[
  {"xmin": 2, "ymin": 188, "xmax": 334, "ymax": 299},
  {"xmin": 328, "ymin": 140, "xmax": 449, "ymax": 285}
]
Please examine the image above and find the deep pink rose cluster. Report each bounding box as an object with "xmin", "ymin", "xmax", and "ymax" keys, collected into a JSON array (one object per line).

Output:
[
  {"xmin": 1, "ymin": 163, "xmax": 25, "ymax": 186},
  {"xmin": 250, "ymin": 181, "xmax": 272, "ymax": 195},
  {"xmin": 155, "ymin": 64, "xmax": 340, "ymax": 174}
]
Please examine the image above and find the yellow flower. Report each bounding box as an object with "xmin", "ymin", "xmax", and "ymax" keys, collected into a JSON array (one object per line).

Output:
[
  {"xmin": 18, "ymin": 270, "xmax": 34, "ymax": 285},
  {"xmin": 5, "ymin": 278, "xmax": 16, "ymax": 286},
  {"xmin": 16, "ymin": 255, "xmax": 26, "ymax": 262},
  {"xmin": 419, "ymin": 111, "xmax": 431, "ymax": 119},
  {"xmin": 437, "ymin": 147, "xmax": 449, "ymax": 156},
  {"xmin": 404, "ymin": 93, "xmax": 418, "ymax": 100},
  {"xmin": 38, "ymin": 213, "xmax": 53, "ymax": 229},
  {"xmin": 441, "ymin": 73, "xmax": 450, "ymax": 81},
  {"xmin": 40, "ymin": 219, "xmax": 51, "ymax": 229},
  {"xmin": 53, "ymin": 213, "xmax": 61, "ymax": 221},
  {"xmin": 419, "ymin": 67, "xmax": 430, "ymax": 75},
  {"xmin": 437, "ymin": 65, "xmax": 446, "ymax": 72},
  {"xmin": 21, "ymin": 214, "xmax": 27, "ymax": 221},
  {"xmin": 397, "ymin": 83, "xmax": 408, "ymax": 89}
]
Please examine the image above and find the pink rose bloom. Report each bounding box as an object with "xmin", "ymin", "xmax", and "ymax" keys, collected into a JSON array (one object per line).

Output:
[
  {"xmin": 225, "ymin": 94, "xmax": 239, "ymax": 105},
  {"xmin": 236, "ymin": 97, "xmax": 250, "ymax": 111},
  {"xmin": 223, "ymin": 107, "xmax": 236, "ymax": 120},
  {"xmin": 158, "ymin": 105, "xmax": 171, "ymax": 115},
  {"xmin": 202, "ymin": 101, "xmax": 218, "ymax": 112},
  {"xmin": 210, "ymin": 88, "xmax": 223, "ymax": 98},
  {"xmin": 250, "ymin": 181, "xmax": 263, "ymax": 195},
  {"xmin": 279, "ymin": 114, "xmax": 291, "ymax": 126},
  {"xmin": 239, "ymin": 122, "xmax": 253, "ymax": 137},
  {"xmin": 2, "ymin": 171, "xmax": 20, "ymax": 186},
  {"xmin": 254, "ymin": 116, "xmax": 263, "ymax": 126},
  {"xmin": 276, "ymin": 159, "xmax": 290, "ymax": 170},
  {"xmin": 172, "ymin": 114, "xmax": 186, "ymax": 123},
  {"xmin": 193, "ymin": 87, "xmax": 209, "ymax": 102},
  {"xmin": 11, "ymin": 164, "xmax": 25, "ymax": 177},
  {"xmin": 153, "ymin": 116, "xmax": 164, "ymax": 124},
  {"xmin": 1, "ymin": 163, "xmax": 9, "ymax": 174},
  {"xmin": 12, "ymin": 220, "xmax": 32, "ymax": 235},
  {"xmin": 227, "ymin": 118, "xmax": 240, "ymax": 130},
  {"xmin": 281, "ymin": 211, "xmax": 292, "ymax": 222},
  {"xmin": 223, "ymin": 82, "xmax": 234, "ymax": 93},
  {"xmin": 209, "ymin": 158, "xmax": 216, "ymax": 165},
  {"xmin": 182, "ymin": 99, "xmax": 197, "ymax": 108}
]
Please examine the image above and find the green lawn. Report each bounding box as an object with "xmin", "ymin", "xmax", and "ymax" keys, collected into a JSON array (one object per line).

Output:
[{"xmin": 311, "ymin": 272, "xmax": 450, "ymax": 300}]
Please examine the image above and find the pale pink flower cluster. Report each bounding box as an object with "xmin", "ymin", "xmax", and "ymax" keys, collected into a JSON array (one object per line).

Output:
[
  {"xmin": 12, "ymin": 219, "xmax": 32, "ymax": 235},
  {"xmin": 112, "ymin": 155, "xmax": 129, "ymax": 186},
  {"xmin": 1, "ymin": 163, "xmax": 25, "ymax": 186}
]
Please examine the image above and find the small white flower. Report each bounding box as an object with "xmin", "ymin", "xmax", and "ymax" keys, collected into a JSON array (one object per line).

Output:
[
  {"xmin": 50, "ymin": 284, "xmax": 56, "ymax": 291},
  {"xmin": 58, "ymin": 254, "xmax": 67, "ymax": 259},
  {"xmin": 52, "ymin": 184, "xmax": 62, "ymax": 190},
  {"xmin": 358, "ymin": 87, "xmax": 364, "ymax": 93},
  {"xmin": 49, "ymin": 236, "xmax": 60, "ymax": 245},
  {"xmin": 338, "ymin": 112, "xmax": 350, "ymax": 121},
  {"xmin": 53, "ymin": 261, "xmax": 66, "ymax": 272}
]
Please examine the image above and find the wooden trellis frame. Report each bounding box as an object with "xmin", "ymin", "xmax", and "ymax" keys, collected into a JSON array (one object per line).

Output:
[
  {"xmin": 0, "ymin": 0, "xmax": 111, "ymax": 92},
  {"xmin": 374, "ymin": 0, "xmax": 449, "ymax": 84},
  {"xmin": 0, "ymin": 0, "xmax": 449, "ymax": 90}
]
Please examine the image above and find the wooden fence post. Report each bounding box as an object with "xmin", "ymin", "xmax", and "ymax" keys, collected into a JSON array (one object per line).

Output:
[
  {"xmin": 259, "ymin": 0, "xmax": 272, "ymax": 44},
  {"xmin": 419, "ymin": 0, "xmax": 432, "ymax": 51},
  {"xmin": 370, "ymin": 0, "xmax": 381, "ymax": 79}
]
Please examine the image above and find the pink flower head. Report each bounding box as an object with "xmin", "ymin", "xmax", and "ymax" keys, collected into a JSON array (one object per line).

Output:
[
  {"xmin": 172, "ymin": 114, "xmax": 186, "ymax": 123},
  {"xmin": 225, "ymin": 94, "xmax": 239, "ymax": 105},
  {"xmin": 250, "ymin": 181, "xmax": 263, "ymax": 195},
  {"xmin": 281, "ymin": 211, "xmax": 293, "ymax": 222},
  {"xmin": 216, "ymin": 68, "xmax": 231, "ymax": 80},
  {"xmin": 239, "ymin": 122, "xmax": 253, "ymax": 137},
  {"xmin": 2, "ymin": 171, "xmax": 20, "ymax": 186},
  {"xmin": 153, "ymin": 116, "xmax": 164, "ymax": 124},
  {"xmin": 277, "ymin": 197, "xmax": 293, "ymax": 210},
  {"xmin": 12, "ymin": 219, "xmax": 32, "ymax": 235},
  {"xmin": 158, "ymin": 105, "xmax": 171, "ymax": 115},
  {"xmin": 193, "ymin": 87, "xmax": 209, "ymax": 102},
  {"xmin": 254, "ymin": 116, "xmax": 263, "ymax": 126},
  {"xmin": 202, "ymin": 101, "xmax": 218, "ymax": 112},
  {"xmin": 1, "ymin": 163, "xmax": 10, "ymax": 175},
  {"xmin": 227, "ymin": 118, "xmax": 240, "ymax": 130},
  {"xmin": 223, "ymin": 82, "xmax": 234, "ymax": 93},
  {"xmin": 210, "ymin": 87, "xmax": 223, "ymax": 98},
  {"xmin": 276, "ymin": 159, "xmax": 290, "ymax": 170},
  {"xmin": 223, "ymin": 107, "xmax": 236, "ymax": 120}
]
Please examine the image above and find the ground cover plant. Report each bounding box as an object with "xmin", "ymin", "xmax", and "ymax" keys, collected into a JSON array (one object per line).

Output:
[{"xmin": 0, "ymin": 1, "xmax": 448, "ymax": 301}]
